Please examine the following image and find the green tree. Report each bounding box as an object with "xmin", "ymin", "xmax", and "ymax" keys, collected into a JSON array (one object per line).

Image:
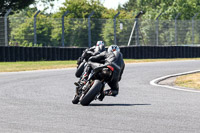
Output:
[
  {"xmin": 52, "ymin": 0, "xmax": 106, "ymax": 47},
  {"xmin": 0, "ymin": 0, "xmax": 34, "ymax": 16},
  {"xmin": 9, "ymin": 8, "xmax": 53, "ymax": 46},
  {"xmin": 122, "ymin": 0, "xmax": 200, "ymax": 20},
  {"xmin": 101, "ymin": 9, "xmax": 135, "ymax": 46},
  {"xmin": 120, "ymin": 0, "xmax": 200, "ymax": 45}
]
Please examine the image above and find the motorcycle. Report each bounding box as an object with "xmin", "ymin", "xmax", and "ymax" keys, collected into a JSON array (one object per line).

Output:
[
  {"xmin": 72, "ymin": 64, "xmax": 114, "ymax": 106},
  {"xmin": 75, "ymin": 60, "xmax": 86, "ymax": 78},
  {"xmin": 75, "ymin": 49, "xmax": 93, "ymax": 78}
]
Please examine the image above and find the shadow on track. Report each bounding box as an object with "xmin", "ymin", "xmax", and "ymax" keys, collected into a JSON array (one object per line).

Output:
[{"xmin": 89, "ymin": 103, "xmax": 151, "ymax": 106}]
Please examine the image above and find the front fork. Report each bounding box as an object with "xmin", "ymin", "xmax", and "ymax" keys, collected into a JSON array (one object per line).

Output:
[{"xmin": 79, "ymin": 81, "xmax": 90, "ymax": 101}]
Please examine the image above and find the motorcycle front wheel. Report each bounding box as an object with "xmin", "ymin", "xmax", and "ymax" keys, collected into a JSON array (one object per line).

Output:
[
  {"xmin": 72, "ymin": 95, "xmax": 80, "ymax": 104},
  {"xmin": 75, "ymin": 61, "xmax": 85, "ymax": 78}
]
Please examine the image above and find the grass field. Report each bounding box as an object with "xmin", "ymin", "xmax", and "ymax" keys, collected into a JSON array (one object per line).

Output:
[
  {"xmin": 0, "ymin": 61, "xmax": 77, "ymax": 72},
  {"xmin": 0, "ymin": 58, "xmax": 200, "ymax": 72},
  {"xmin": 175, "ymin": 73, "xmax": 200, "ymax": 90}
]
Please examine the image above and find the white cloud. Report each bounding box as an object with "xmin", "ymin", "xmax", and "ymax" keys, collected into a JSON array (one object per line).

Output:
[
  {"xmin": 102, "ymin": 0, "xmax": 129, "ymax": 9},
  {"xmin": 35, "ymin": 0, "xmax": 129, "ymax": 13}
]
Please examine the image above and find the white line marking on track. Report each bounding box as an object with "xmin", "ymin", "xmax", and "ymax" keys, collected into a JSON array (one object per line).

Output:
[{"xmin": 150, "ymin": 70, "xmax": 200, "ymax": 93}]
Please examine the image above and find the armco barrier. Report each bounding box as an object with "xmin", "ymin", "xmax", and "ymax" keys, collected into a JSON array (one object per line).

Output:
[{"xmin": 0, "ymin": 46, "xmax": 200, "ymax": 62}]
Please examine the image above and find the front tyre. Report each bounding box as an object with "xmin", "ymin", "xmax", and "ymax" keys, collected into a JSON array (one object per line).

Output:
[
  {"xmin": 80, "ymin": 80, "xmax": 103, "ymax": 106},
  {"xmin": 72, "ymin": 95, "xmax": 80, "ymax": 104},
  {"xmin": 75, "ymin": 61, "xmax": 85, "ymax": 78}
]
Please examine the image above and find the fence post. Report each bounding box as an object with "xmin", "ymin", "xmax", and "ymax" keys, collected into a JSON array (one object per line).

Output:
[
  {"xmin": 88, "ymin": 11, "xmax": 94, "ymax": 47},
  {"xmin": 34, "ymin": 10, "xmax": 40, "ymax": 46},
  {"xmin": 62, "ymin": 11, "xmax": 69, "ymax": 47},
  {"xmin": 4, "ymin": 8, "xmax": 11, "ymax": 46},
  {"xmin": 155, "ymin": 13, "xmax": 162, "ymax": 46},
  {"xmin": 135, "ymin": 18, "xmax": 139, "ymax": 45},
  {"xmin": 175, "ymin": 13, "xmax": 181, "ymax": 46},
  {"xmin": 114, "ymin": 12, "xmax": 120, "ymax": 45},
  {"xmin": 127, "ymin": 20, "xmax": 137, "ymax": 46},
  {"xmin": 127, "ymin": 11, "xmax": 144, "ymax": 46},
  {"xmin": 192, "ymin": 13, "xmax": 199, "ymax": 45}
]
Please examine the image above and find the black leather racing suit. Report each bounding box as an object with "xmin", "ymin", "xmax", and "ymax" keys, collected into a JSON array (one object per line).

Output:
[
  {"xmin": 76, "ymin": 45, "xmax": 105, "ymax": 77},
  {"xmin": 88, "ymin": 51, "xmax": 125, "ymax": 96},
  {"xmin": 77, "ymin": 45, "xmax": 105, "ymax": 65}
]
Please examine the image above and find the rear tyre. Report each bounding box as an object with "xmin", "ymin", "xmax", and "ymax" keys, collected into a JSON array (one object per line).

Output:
[{"xmin": 80, "ymin": 80, "xmax": 103, "ymax": 106}]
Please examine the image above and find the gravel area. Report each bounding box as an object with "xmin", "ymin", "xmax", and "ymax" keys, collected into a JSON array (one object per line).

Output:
[{"xmin": 158, "ymin": 77, "xmax": 177, "ymax": 86}]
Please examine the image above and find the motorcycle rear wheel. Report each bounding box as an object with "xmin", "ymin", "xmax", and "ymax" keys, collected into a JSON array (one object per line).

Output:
[{"xmin": 80, "ymin": 80, "xmax": 103, "ymax": 106}]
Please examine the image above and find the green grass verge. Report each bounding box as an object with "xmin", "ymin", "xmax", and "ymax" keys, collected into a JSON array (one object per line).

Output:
[
  {"xmin": 0, "ymin": 58, "xmax": 200, "ymax": 72},
  {"xmin": 0, "ymin": 61, "xmax": 77, "ymax": 72},
  {"xmin": 175, "ymin": 73, "xmax": 200, "ymax": 90}
]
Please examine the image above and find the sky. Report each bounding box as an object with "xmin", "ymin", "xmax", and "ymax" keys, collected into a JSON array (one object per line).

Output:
[
  {"xmin": 36, "ymin": 0, "xmax": 129, "ymax": 13},
  {"xmin": 101, "ymin": 0, "xmax": 129, "ymax": 9}
]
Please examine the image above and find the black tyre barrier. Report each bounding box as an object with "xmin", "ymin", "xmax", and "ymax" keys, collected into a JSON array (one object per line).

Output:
[
  {"xmin": 5, "ymin": 47, "xmax": 10, "ymax": 61},
  {"xmin": 0, "ymin": 46, "xmax": 4, "ymax": 62},
  {"xmin": 0, "ymin": 46, "xmax": 200, "ymax": 62}
]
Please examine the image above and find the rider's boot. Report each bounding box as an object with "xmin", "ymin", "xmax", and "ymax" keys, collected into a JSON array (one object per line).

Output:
[
  {"xmin": 105, "ymin": 89, "xmax": 118, "ymax": 96},
  {"xmin": 98, "ymin": 89, "xmax": 118, "ymax": 101},
  {"xmin": 98, "ymin": 91, "xmax": 105, "ymax": 101},
  {"xmin": 74, "ymin": 72, "xmax": 88, "ymax": 86},
  {"xmin": 74, "ymin": 81, "xmax": 80, "ymax": 86}
]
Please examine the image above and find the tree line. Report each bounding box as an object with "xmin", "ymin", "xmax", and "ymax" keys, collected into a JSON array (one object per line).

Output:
[{"xmin": 3, "ymin": 0, "xmax": 200, "ymax": 47}]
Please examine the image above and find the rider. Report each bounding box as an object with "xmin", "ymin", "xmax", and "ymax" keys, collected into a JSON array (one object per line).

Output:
[
  {"xmin": 81, "ymin": 45, "xmax": 125, "ymax": 101},
  {"xmin": 75, "ymin": 41, "xmax": 105, "ymax": 78},
  {"xmin": 77, "ymin": 41, "xmax": 105, "ymax": 66}
]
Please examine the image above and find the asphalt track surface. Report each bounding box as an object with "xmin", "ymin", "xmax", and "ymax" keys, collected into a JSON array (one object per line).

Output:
[{"xmin": 0, "ymin": 60, "xmax": 200, "ymax": 133}]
